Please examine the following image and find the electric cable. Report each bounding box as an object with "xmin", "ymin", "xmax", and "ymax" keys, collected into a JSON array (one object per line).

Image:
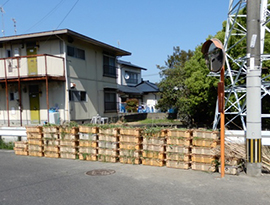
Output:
[
  {"xmin": 25, "ymin": 0, "xmax": 66, "ymax": 33},
  {"xmin": 56, "ymin": 0, "xmax": 79, "ymax": 29}
]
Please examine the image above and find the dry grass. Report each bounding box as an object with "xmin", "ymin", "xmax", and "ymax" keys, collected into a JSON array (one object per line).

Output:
[{"xmin": 214, "ymin": 140, "xmax": 270, "ymax": 172}]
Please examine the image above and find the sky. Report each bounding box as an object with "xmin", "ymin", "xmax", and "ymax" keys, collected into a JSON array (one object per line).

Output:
[{"xmin": 0, "ymin": 0, "xmax": 229, "ymax": 83}]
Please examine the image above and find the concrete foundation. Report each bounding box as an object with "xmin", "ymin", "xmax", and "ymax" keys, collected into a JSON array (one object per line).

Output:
[{"xmin": 246, "ymin": 163, "xmax": 262, "ymax": 177}]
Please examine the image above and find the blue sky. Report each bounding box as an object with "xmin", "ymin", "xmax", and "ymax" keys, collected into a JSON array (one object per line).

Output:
[{"xmin": 0, "ymin": 0, "xmax": 229, "ymax": 83}]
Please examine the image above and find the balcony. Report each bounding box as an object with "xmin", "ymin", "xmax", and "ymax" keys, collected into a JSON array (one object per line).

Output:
[{"xmin": 0, "ymin": 54, "xmax": 65, "ymax": 82}]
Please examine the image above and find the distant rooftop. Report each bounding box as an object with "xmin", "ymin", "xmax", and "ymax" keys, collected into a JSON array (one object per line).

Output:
[{"xmin": 118, "ymin": 60, "xmax": 147, "ymax": 70}]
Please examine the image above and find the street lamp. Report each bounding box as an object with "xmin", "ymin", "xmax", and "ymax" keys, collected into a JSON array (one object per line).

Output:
[{"xmin": 202, "ymin": 38, "xmax": 226, "ymax": 178}]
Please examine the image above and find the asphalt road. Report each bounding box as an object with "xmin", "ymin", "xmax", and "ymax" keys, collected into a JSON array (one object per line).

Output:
[{"xmin": 0, "ymin": 150, "xmax": 270, "ymax": 205}]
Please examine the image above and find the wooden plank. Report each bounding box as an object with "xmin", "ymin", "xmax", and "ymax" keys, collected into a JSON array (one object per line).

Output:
[
  {"xmin": 142, "ymin": 158, "xmax": 164, "ymax": 167},
  {"xmin": 167, "ymin": 129, "xmax": 191, "ymax": 138},
  {"xmin": 166, "ymin": 160, "xmax": 190, "ymax": 169},
  {"xmin": 191, "ymin": 162, "xmax": 216, "ymax": 172},
  {"xmin": 142, "ymin": 151, "xmax": 165, "ymax": 160},
  {"xmin": 79, "ymin": 153, "xmax": 97, "ymax": 161},
  {"xmin": 120, "ymin": 157, "xmax": 141, "ymax": 165}
]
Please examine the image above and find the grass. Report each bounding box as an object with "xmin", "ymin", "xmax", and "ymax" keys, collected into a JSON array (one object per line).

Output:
[
  {"xmin": 135, "ymin": 118, "xmax": 176, "ymax": 124},
  {"xmin": 0, "ymin": 139, "xmax": 14, "ymax": 150}
]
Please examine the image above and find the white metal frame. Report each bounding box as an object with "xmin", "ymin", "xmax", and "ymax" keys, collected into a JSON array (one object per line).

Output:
[{"xmin": 213, "ymin": 0, "xmax": 270, "ymax": 130}]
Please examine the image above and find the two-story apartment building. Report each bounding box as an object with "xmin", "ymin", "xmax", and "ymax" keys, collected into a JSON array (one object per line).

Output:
[{"xmin": 0, "ymin": 29, "xmax": 130, "ymax": 126}]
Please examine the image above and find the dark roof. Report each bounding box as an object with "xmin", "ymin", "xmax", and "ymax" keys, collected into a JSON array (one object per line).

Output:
[
  {"xmin": 136, "ymin": 81, "xmax": 159, "ymax": 93},
  {"xmin": 0, "ymin": 29, "xmax": 131, "ymax": 56},
  {"xmin": 117, "ymin": 85, "xmax": 141, "ymax": 94},
  {"xmin": 118, "ymin": 60, "xmax": 147, "ymax": 70},
  {"xmin": 118, "ymin": 81, "xmax": 159, "ymax": 94}
]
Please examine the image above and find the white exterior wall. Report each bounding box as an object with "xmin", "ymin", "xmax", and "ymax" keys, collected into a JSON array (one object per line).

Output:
[{"xmin": 143, "ymin": 93, "xmax": 161, "ymax": 113}]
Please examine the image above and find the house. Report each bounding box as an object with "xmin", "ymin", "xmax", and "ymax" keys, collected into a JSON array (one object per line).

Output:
[
  {"xmin": 0, "ymin": 29, "xmax": 131, "ymax": 126},
  {"xmin": 117, "ymin": 60, "xmax": 160, "ymax": 113}
]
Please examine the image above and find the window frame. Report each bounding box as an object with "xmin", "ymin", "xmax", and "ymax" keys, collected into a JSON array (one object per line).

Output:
[
  {"xmin": 103, "ymin": 54, "xmax": 117, "ymax": 78},
  {"xmin": 104, "ymin": 89, "xmax": 117, "ymax": 112},
  {"xmin": 69, "ymin": 90, "xmax": 87, "ymax": 102},
  {"xmin": 67, "ymin": 46, "xmax": 85, "ymax": 60}
]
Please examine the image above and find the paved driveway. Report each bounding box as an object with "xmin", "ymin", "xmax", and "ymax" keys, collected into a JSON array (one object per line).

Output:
[{"xmin": 0, "ymin": 150, "xmax": 270, "ymax": 205}]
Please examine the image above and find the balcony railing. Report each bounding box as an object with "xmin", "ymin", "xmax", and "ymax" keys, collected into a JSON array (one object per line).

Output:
[{"xmin": 0, "ymin": 54, "xmax": 65, "ymax": 80}]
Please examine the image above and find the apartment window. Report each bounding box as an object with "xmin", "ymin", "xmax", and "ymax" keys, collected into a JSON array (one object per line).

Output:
[
  {"xmin": 67, "ymin": 46, "xmax": 85, "ymax": 60},
  {"xmin": 103, "ymin": 54, "xmax": 116, "ymax": 77},
  {"xmin": 69, "ymin": 90, "xmax": 87, "ymax": 102},
  {"xmin": 125, "ymin": 71, "xmax": 138, "ymax": 84},
  {"xmin": 104, "ymin": 89, "xmax": 117, "ymax": 112}
]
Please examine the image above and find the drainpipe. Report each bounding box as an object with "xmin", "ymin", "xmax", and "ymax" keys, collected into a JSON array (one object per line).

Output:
[{"xmin": 4, "ymin": 59, "xmax": 9, "ymax": 126}]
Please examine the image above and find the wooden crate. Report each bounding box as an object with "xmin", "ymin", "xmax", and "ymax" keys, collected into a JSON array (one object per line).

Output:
[
  {"xmin": 98, "ymin": 148, "xmax": 118, "ymax": 156},
  {"xmin": 166, "ymin": 152, "xmax": 190, "ymax": 162},
  {"xmin": 142, "ymin": 151, "xmax": 165, "ymax": 160},
  {"xmin": 60, "ymin": 152, "xmax": 78, "ymax": 159},
  {"xmin": 166, "ymin": 160, "xmax": 190, "ymax": 169},
  {"xmin": 120, "ymin": 128, "xmax": 142, "ymax": 137},
  {"xmin": 60, "ymin": 140, "xmax": 79, "ymax": 147},
  {"xmin": 191, "ymin": 162, "xmax": 216, "ymax": 172},
  {"xmin": 192, "ymin": 139, "xmax": 219, "ymax": 148},
  {"xmin": 59, "ymin": 127, "xmax": 79, "ymax": 134},
  {"xmin": 166, "ymin": 138, "xmax": 191, "ymax": 146},
  {"xmin": 14, "ymin": 141, "xmax": 28, "ymax": 149},
  {"xmin": 44, "ymin": 139, "xmax": 60, "ymax": 146},
  {"xmin": 98, "ymin": 141, "xmax": 118, "ymax": 149},
  {"xmin": 143, "ymin": 130, "xmax": 167, "ymax": 138},
  {"xmin": 142, "ymin": 158, "xmax": 164, "ymax": 167},
  {"xmin": 99, "ymin": 128, "xmax": 119, "ymax": 136},
  {"xmin": 79, "ymin": 126, "xmax": 98, "ymax": 134},
  {"xmin": 98, "ymin": 155, "xmax": 118, "ymax": 163},
  {"xmin": 43, "ymin": 133, "xmax": 59, "ymax": 139},
  {"xmin": 43, "ymin": 126, "xmax": 59, "ymax": 133},
  {"xmin": 29, "ymin": 151, "xmax": 44, "ymax": 157},
  {"xmin": 79, "ymin": 153, "xmax": 97, "ymax": 161},
  {"xmin": 98, "ymin": 134, "xmax": 119, "ymax": 142},
  {"xmin": 27, "ymin": 133, "xmax": 43, "ymax": 139},
  {"xmin": 14, "ymin": 149, "xmax": 28, "ymax": 156},
  {"xmin": 119, "ymin": 149, "xmax": 141, "ymax": 158},
  {"xmin": 119, "ymin": 142, "xmax": 141, "ymax": 150},
  {"xmin": 60, "ymin": 146, "xmax": 78, "ymax": 154},
  {"xmin": 191, "ymin": 155, "xmax": 217, "ymax": 164},
  {"xmin": 28, "ymin": 145, "xmax": 43, "ymax": 152},
  {"xmin": 28, "ymin": 139, "xmax": 43, "ymax": 146},
  {"xmin": 167, "ymin": 129, "xmax": 191, "ymax": 138},
  {"xmin": 166, "ymin": 145, "xmax": 190, "ymax": 154},
  {"xmin": 79, "ymin": 133, "xmax": 97, "ymax": 141},
  {"xmin": 119, "ymin": 135, "xmax": 142, "ymax": 143},
  {"xmin": 44, "ymin": 145, "xmax": 59, "ymax": 152},
  {"xmin": 193, "ymin": 130, "xmax": 219, "ymax": 140},
  {"xmin": 44, "ymin": 152, "xmax": 60, "ymax": 158},
  {"xmin": 120, "ymin": 157, "xmax": 141, "ymax": 165},
  {"xmin": 60, "ymin": 134, "xmax": 79, "ymax": 141},
  {"xmin": 219, "ymin": 165, "xmax": 242, "ymax": 175},
  {"xmin": 191, "ymin": 147, "xmax": 218, "ymax": 155},
  {"xmin": 143, "ymin": 144, "xmax": 165, "ymax": 152},
  {"xmin": 143, "ymin": 137, "xmax": 166, "ymax": 145},
  {"xmin": 79, "ymin": 147, "xmax": 97, "ymax": 154},
  {"xmin": 25, "ymin": 126, "xmax": 42, "ymax": 133},
  {"xmin": 78, "ymin": 140, "xmax": 97, "ymax": 148}
]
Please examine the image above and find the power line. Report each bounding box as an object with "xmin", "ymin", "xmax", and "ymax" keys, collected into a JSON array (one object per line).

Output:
[
  {"xmin": 25, "ymin": 0, "xmax": 65, "ymax": 33},
  {"xmin": 56, "ymin": 0, "xmax": 79, "ymax": 29},
  {"xmin": 1, "ymin": 0, "xmax": 10, "ymax": 7}
]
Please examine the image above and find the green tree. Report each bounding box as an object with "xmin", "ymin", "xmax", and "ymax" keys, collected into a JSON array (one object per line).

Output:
[{"xmin": 156, "ymin": 47, "xmax": 193, "ymax": 113}]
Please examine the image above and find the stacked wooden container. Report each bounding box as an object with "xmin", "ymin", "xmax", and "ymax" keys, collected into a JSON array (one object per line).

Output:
[
  {"xmin": 78, "ymin": 126, "xmax": 98, "ymax": 161},
  {"xmin": 26, "ymin": 126, "xmax": 44, "ymax": 157},
  {"xmin": 98, "ymin": 127, "xmax": 119, "ymax": 163},
  {"xmin": 119, "ymin": 128, "xmax": 142, "ymax": 165},
  {"xmin": 59, "ymin": 126, "xmax": 79, "ymax": 159},
  {"xmin": 14, "ymin": 141, "xmax": 28, "ymax": 156},
  {"xmin": 141, "ymin": 129, "xmax": 166, "ymax": 167},
  {"xmin": 166, "ymin": 129, "xmax": 192, "ymax": 169},
  {"xmin": 43, "ymin": 126, "xmax": 60, "ymax": 158},
  {"xmin": 191, "ymin": 130, "xmax": 220, "ymax": 172}
]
